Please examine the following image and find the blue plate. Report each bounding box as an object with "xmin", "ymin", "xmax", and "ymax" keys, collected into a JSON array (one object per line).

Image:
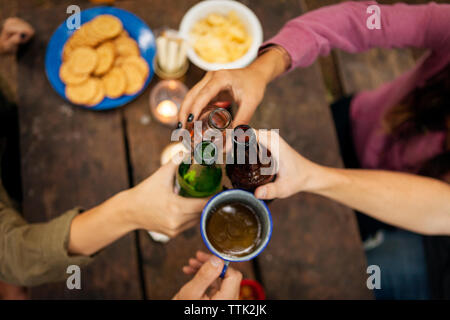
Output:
[{"xmin": 45, "ymin": 6, "xmax": 156, "ymax": 110}]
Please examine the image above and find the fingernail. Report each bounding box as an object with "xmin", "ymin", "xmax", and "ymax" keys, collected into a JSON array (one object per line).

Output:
[
  {"xmin": 209, "ymin": 255, "xmax": 222, "ymax": 268},
  {"xmin": 176, "ymin": 122, "xmax": 182, "ymax": 129},
  {"xmin": 256, "ymin": 187, "xmax": 266, "ymax": 199},
  {"xmin": 187, "ymin": 113, "xmax": 194, "ymax": 122}
]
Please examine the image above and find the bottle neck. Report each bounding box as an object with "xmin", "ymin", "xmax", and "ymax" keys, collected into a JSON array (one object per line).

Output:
[
  {"xmin": 207, "ymin": 108, "xmax": 232, "ymax": 131},
  {"xmin": 231, "ymin": 125, "xmax": 258, "ymax": 165},
  {"xmin": 193, "ymin": 141, "xmax": 218, "ymax": 166}
]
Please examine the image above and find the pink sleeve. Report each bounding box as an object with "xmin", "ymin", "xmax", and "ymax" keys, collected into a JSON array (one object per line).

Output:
[{"xmin": 261, "ymin": 1, "xmax": 450, "ymax": 70}]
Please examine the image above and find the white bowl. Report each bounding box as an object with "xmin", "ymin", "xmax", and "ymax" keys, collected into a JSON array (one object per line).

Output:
[{"xmin": 179, "ymin": 0, "xmax": 263, "ymax": 71}]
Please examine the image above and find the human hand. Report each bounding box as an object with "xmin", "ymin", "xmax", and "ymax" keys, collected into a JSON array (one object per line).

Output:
[
  {"xmin": 253, "ymin": 130, "xmax": 323, "ymax": 200},
  {"xmin": 0, "ymin": 18, "xmax": 34, "ymax": 54},
  {"xmin": 178, "ymin": 46, "xmax": 291, "ymax": 128},
  {"xmin": 123, "ymin": 161, "xmax": 208, "ymax": 237},
  {"xmin": 173, "ymin": 251, "xmax": 242, "ymax": 300},
  {"xmin": 178, "ymin": 67, "xmax": 267, "ymax": 128}
]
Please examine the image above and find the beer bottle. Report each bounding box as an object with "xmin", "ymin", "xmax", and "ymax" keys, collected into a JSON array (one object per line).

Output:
[
  {"xmin": 187, "ymin": 102, "xmax": 232, "ymax": 142},
  {"xmin": 226, "ymin": 125, "xmax": 276, "ymax": 193},
  {"xmin": 176, "ymin": 141, "xmax": 223, "ymax": 198}
]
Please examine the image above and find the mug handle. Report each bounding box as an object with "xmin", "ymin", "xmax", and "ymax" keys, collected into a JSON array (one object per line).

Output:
[{"xmin": 219, "ymin": 261, "xmax": 230, "ymax": 279}]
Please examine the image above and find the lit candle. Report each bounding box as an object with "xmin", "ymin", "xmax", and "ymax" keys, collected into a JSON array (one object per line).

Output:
[
  {"xmin": 149, "ymin": 80, "xmax": 188, "ymax": 127},
  {"xmin": 156, "ymin": 100, "xmax": 178, "ymax": 121}
]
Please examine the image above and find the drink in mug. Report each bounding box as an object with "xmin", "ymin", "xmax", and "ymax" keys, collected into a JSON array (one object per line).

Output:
[
  {"xmin": 201, "ymin": 189, "xmax": 272, "ymax": 265},
  {"xmin": 206, "ymin": 202, "xmax": 261, "ymax": 258}
]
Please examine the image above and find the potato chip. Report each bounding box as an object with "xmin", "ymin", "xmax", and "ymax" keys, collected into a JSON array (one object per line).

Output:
[{"xmin": 190, "ymin": 11, "xmax": 251, "ymax": 63}]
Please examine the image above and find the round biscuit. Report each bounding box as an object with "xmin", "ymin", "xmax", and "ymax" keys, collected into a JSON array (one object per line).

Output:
[
  {"xmin": 93, "ymin": 41, "xmax": 115, "ymax": 76},
  {"xmin": 102, "ymin": 67, "xmax": 127, "ymax": 98},
  {"xmin": 65, "ymin": 78, "xmax": 97, "ymax": 105},
  {"xmin": 59, "ymin": 63, "xmax": 89, "ymax": 85},
  {"xmin": 91, "ymin": 15, "xmax": 123, "ymax": 40},
  {"xmin": 67, "ymin": 47, "xmax": 98, "ymax": 74},
  {"xmin": 122, "ymin": 63, "xmax": 145, "ymax": 95},
  {"xmin": 84, "ymin": 22, "xmax": 106, "ymax": 44},
  {"xmin": 122, "ymin": 56, "xmax": 149, "ymax": 79},
  {"xmin": 62, "ymin": 40, "xmax": 75, "ymax": 61},
  {"xmin": 114, "ymin": 36, "xmax": 140, "ymax": 57},
  {"xmin": 86, "ymin": 78, "xmax": 105, "ymax": 107}
]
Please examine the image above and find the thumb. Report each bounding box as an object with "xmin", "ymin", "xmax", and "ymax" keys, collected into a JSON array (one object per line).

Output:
[
  {"xmin": 254, "ymin": 182, "xmax": 278, "ymax": 200},
  {"xmin": 177, "ymin": 196, "xmax": 209, "ymax": 214},
  {"xmin": 160, "ymin": 159, "xmax": 177, "ymax": 176},
  {"xmin": 182, "ymin": 256, "xmax": 224, "ymax": 298},
  {"xmin": 154, "ymin": 160, "xmax": 179, "ymax": 189}
]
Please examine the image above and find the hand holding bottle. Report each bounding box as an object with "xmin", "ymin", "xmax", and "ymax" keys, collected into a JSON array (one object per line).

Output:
[
  {"xmin": 253, "ymin": 130, "xmax": 323, "ymax": 200},
  {"xmin": 124, "ymin": 160, "xmax": 208, "ymax": 237},
  {"xmin": 178, "ymin": 47, "xmax": 290, "ymax": 128}
]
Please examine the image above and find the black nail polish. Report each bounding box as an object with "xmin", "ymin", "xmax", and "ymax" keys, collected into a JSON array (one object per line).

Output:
[
  {"xmin": 187, "ymin": 114, "xmax": 194, "ymax": 122},
  {"xmin": 176, "ymin": 122, "xmax": 182, "ymax": 129}
]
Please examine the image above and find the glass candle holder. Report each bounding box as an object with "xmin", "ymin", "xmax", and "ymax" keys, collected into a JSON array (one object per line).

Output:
[
  {"xmin": 154, "ymin": 28, "xmax": 189, "ymax": 80},
  {"xmin": 149, "ymin": 80, "xmax": 188, "ymax": 126}
]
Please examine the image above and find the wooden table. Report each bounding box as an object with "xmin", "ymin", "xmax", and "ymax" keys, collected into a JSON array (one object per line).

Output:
[{"xmin": 16, "ymin": 0, "xmax": 371, "ymax": 299}]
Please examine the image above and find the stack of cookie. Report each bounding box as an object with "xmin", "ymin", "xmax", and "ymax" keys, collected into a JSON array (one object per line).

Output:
[{"xmin": 60, "ymin": 14, "xmax": 149, "ymax": 106}]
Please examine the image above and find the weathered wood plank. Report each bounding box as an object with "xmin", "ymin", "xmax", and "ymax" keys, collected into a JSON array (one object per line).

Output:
[
  {"xmin": 17, "ymin": 0, "xmax": 141, "ymax": 299},
  {"xmin": 118, "ymin": 0, "xmax": 256, "ymax": 299}
]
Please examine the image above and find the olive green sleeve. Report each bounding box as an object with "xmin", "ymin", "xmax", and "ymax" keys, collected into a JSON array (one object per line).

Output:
[{"xmin": 0, "ymin": 202, "xmax": 93, "ymax": 286}]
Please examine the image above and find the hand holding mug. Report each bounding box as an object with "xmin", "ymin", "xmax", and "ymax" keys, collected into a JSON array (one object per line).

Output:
[{"xmin": 173, "ymin": 251, "xmax": 242, "ymax": 300}]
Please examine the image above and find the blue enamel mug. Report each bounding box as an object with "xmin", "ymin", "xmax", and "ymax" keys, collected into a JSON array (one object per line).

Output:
[{"xmin": 201, "ymin": 189, "xmax": 273, "ymax": 278}]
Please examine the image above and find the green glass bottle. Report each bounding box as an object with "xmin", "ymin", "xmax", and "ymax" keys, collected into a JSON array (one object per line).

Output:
[{"xmin": 176, "ymin": 141, "xmax": 223, "ymax": 198}]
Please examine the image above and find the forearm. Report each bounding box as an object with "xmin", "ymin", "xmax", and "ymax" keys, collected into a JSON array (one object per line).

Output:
[
  {"xmin": 68, "ymin": 191, "xmax": 136, "ymax": 256},
  {"xmin": 247, "ymin": 46, "xmax": 290, "ymax": 85},
  {"xmin": 305, "ymin": 165, "xmax": 450, "ymax": 235},
  {"xmin": 263, "ymin": 2, "xmax": 450, "ymax": 70}
]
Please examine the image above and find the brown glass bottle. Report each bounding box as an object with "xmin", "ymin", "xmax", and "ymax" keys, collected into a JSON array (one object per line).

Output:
[{"xmin": 225, "ymin": 125, "xmax": 276, "ymax": 193}]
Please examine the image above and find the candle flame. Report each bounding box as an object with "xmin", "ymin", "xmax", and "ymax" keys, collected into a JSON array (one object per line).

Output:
[{"xmin": 156, "ymin": 100, "xmax": 178, "ymax": 117}]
